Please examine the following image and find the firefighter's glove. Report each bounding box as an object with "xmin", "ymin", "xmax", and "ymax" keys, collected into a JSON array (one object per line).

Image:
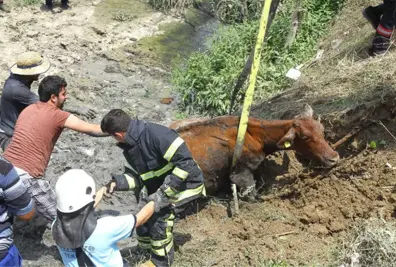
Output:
[
  {"xmin": 148, "ymin": 188, "xmax": 171, "ymax": 212},
  {"xmin": 110, "ymin": 174, "xmax": 130, "ymax": 191}
]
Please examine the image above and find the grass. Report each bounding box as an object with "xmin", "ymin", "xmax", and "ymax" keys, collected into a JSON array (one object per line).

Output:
[
  {"xmin": 17, "ymin": 0, "xmax": 41, "ymax": 5},
  {"xmin": 332, "ymin": 218, "xmax": 396, "ymax": 267}
]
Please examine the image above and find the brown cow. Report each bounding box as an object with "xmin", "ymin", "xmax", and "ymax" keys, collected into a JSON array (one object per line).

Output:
[{"xmin": 169, "ymin": 104, "xmax": 339, "ymax": 200}]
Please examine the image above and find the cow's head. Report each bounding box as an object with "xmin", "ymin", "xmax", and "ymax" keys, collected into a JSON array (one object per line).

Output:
[{"xmin": 277, "ymin": 104, "xmax": 340, "ymax": 167}]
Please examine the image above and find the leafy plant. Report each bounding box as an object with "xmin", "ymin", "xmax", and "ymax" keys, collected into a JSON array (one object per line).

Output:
[{"xmin": 172, "ymin": 0, "xmax": 345, "ymax": 116}]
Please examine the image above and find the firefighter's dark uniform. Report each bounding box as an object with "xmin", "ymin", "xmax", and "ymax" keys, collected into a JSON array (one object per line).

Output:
[{"xmin": 112, "ymin": 119, "xmax": 205, "ymax": 267}]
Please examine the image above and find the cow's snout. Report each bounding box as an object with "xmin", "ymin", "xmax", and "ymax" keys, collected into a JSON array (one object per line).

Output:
[{"xmin": 324, "ymin": 153, "xmax": 340, "ymax": 167}]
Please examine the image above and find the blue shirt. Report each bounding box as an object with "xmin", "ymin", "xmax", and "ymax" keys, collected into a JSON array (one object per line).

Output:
[
  {"xmin": 55, "ymin": 214, "xmax": 136, "ymax": 267},
  {"xmin": 0, "ymin": 74, "xmax": 38, "ymax": 136},
  {"xmin": 0, "ymin": 156, "xmax": 33, "ymax": 258}
]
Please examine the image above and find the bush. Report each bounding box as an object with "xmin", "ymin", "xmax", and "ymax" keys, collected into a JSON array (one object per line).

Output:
[{"xmin": 172, "ymin": 0, "xmax": 344, "ymax": 116}]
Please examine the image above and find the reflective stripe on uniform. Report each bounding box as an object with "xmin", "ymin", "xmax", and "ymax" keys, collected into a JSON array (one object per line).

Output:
[
  {"xmin": 140, "ymin": 163, "xmax": 174, "ymax": 181},
  {"xmin": 137, "ymin": 236, "xmax": 151, "ymax": 249},
  {"xmin": 163, "ymin": 137, "xmax": 184, "ymax": 161},
  {"xmin": 151, "ymin": 237, "xmax": 173, "ymax": 248},
  {"xmin": 151, "ymin": 213, "xmax": 175, "ymax": 256},
  {"xmin": 163, "ymin": 187, "xmax": 177, "ymax": 198},
  {"xmin": 172, "ymin": 167, "xmax": 188, "ymax": 180},
  {"xmin": 151, "ymin": 241, "xmax": 174, "ymax": 257},
  {"xmin": 124, "ymin": 174, "xmax": 136, "ymax": 189},
  {"xmin": 173, "ymin": 184, "xmax": 205, "ymax": 203}
]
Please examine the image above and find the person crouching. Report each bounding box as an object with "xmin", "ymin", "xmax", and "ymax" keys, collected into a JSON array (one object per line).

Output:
[{"xmin": 52, "ymin": 169, "xmax": 158, "ymax": 267}]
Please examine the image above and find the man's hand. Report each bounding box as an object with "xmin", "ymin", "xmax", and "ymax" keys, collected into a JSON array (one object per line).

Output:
[
  {"xmin": 148, "ymin": 188, "xmax": 172, "ymax": 212},
  {"xmin": 94, "ymin": 187, "xmax": 107, "ymax": 208},
  {"xmin": 104, "ymin": 181, "xmax": 117, "ymax": 197},
  {"xmin": 66, "ymin": 106, "xmax": 97, "ymax": 120}
]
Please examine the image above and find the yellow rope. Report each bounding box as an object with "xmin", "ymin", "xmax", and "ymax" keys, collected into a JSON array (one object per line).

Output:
[{"xmin": 231, "ymin": 0, "xmax": 273, "ymax": 168}]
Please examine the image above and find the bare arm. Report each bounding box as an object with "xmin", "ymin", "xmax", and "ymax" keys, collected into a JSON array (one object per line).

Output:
[
  {"xmin": 135, "ymin": 201, "xmax": 155, "ymax": 227},
  {"xmin": 64, "ymin": 114, "xmax": 109, "ymax": 137}
]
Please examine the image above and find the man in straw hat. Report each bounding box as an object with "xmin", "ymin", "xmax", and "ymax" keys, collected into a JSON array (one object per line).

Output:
[
  {"xmin": 0, "ymin": 52, "xmax": 50, "ymax": 152},
  {"xmin": 4, "ymin": 75, "xmax": 108, "ymax": 227},
  {"xmin": 52, "ymin": 169, "xmax": 164, "ymax": 267},
  {"xmin": 0, "ymin": 52, "xmax": 96, "ymax": 152}
]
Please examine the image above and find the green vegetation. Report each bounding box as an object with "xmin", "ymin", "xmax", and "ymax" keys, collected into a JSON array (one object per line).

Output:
[
  {"xmin": 172, "ymin": 0, "xmax": 344, "ymax": 116},
  {"xmin": 17, "ymin": 0, "xmax": 41, "ymax": 6}
]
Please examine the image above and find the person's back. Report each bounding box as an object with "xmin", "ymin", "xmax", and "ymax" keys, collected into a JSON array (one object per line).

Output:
[
  {"xmin": 52, "ymin": 169, "xmax": 156, "ymax": 267},
  {"xmin": 4, "ymin": 101, "xmax": 70, "ymax": 178},
  {"xmin": 56, "ymin": 215, "xmax": 137, "ymax": 267},
  {"xmin": 0, "ymin": 75, "xmax": 39, "ymax": 137}
]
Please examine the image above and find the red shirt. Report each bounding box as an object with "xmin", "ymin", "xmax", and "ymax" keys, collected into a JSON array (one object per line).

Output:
[{"xmin": 5, "ymin": 102, "xmax": 70, "ymax": 178}]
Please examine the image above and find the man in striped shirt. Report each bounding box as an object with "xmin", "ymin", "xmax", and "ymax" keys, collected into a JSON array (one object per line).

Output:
[{"xmin": 0, "ymin": 156, "xmax": 35, "ymax": 266}]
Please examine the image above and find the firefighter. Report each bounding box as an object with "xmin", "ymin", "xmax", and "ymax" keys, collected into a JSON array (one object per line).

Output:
[
  {"xmin": 100, "ymin": 109, "xmax": 205, "ymax": 267},
  {"xmin": 363, "ymin": 1, "xmax": 396, "ymax": 56}
]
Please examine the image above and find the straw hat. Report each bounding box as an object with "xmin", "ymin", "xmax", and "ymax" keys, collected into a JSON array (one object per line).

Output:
[{"xmin": 10, "ymin": 52, "xmax": 51, "ymax": 76}]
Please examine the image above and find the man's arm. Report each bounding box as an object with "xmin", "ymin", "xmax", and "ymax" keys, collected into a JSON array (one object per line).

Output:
[
  {"xmin": 63, "ymin": 114, "xmax": 109, "ymax": 137},
  {"xmin": 135, "ymin": 201, "xmax": 155, "ymax": 227},
  {"xmin": 152, "ymin": 127, "xmax": 203, "ymax": 196}
]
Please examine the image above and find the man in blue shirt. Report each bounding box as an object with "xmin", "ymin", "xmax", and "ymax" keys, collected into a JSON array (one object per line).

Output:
[
  {"xmin": 52, "ymin": 169, "xmax": 164, "ymax": 267},
  {"xmin": 0, "ymin": 156, "xmax": 35, "ymax": 266}
]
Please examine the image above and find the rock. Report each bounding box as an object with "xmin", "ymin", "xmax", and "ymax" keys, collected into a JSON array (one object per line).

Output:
[
  {"xmin": 308, "ymin": 223, "xmax": 329, "ymax": 235},
  {"xmin": 329, "ymin": 221, "xmax": 345, "ymax": 232},
  {"xmin": 91, "ymin": 26, "xmax": 106, "ymax": 36},
  {"xmin": 26, "ymin": 31, "xmax": 39, "ymax": 38},
  {"xmin": 104, "ymin": 63, "xmax": 121, "ymax": 73},
  {"xmin": 81, "ymin": 148, "xmax": 95, "ymax": 157}
]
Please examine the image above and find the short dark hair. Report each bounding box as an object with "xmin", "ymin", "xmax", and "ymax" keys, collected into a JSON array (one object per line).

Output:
[
  {"xmin": 101, "ymin": 109, "xmax": 131, "ymax": 134},
  {"xmin": 38, "ymin": 75, "xmax": 67, "ymax": 102}
]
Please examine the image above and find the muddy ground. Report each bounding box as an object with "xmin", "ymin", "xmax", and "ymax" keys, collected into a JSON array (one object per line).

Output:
[{"xmin": 2, "ymin": 0, "xmax": 396, "ymax": 266}]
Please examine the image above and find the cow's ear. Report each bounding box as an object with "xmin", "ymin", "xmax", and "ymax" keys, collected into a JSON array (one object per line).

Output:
[
  {"xmin": 277, "ymin": 128, "xmax": 296, "ymax": 149},
  {"xmin": 300, "ymin": 104, "xmax": 314, "ymax": 118}
]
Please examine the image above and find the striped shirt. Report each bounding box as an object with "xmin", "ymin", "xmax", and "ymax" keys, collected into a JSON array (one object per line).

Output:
[{"xmin": 0, "ymin": 156, "xmax": 33, "ymax": 258}]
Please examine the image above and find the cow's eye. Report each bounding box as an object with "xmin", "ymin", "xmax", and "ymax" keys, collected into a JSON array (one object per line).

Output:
[{"xmin": 301, "ymin": 136, "xmax": 309, "ymax": 141}]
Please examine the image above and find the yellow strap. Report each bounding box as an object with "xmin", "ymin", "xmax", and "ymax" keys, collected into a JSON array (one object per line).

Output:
[
  {"xmin": 231, "ymin": 0, "xmax": 273, "ymax": 168},
  {"xmin": 172, "ymin": 167, "xmax": 188, "ymax": 180},
  {"xmin": 163, "ymin": 137, "xmax": 184, "ymax": 161}
]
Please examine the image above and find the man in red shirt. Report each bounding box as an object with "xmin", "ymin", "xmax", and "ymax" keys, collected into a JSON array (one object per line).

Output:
[{"xmin": 4, "ymin": 75, "xmax": 108, "ymax": 223}]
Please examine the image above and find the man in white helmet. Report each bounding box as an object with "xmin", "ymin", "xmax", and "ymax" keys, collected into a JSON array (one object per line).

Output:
[{"xmin": 52, "ymin": 169, "xmax": 165, "ymax": 267}]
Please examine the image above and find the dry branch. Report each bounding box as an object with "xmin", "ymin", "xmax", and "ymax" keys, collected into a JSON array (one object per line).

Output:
[{"xmin": 331, "ymin": 127, "xmax": 362, "ymax": 149}]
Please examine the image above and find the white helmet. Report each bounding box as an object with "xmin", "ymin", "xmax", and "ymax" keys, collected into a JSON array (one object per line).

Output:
[{"xmin": 55, "ymin": 169, "xmax": 96, "ymax": 213}]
